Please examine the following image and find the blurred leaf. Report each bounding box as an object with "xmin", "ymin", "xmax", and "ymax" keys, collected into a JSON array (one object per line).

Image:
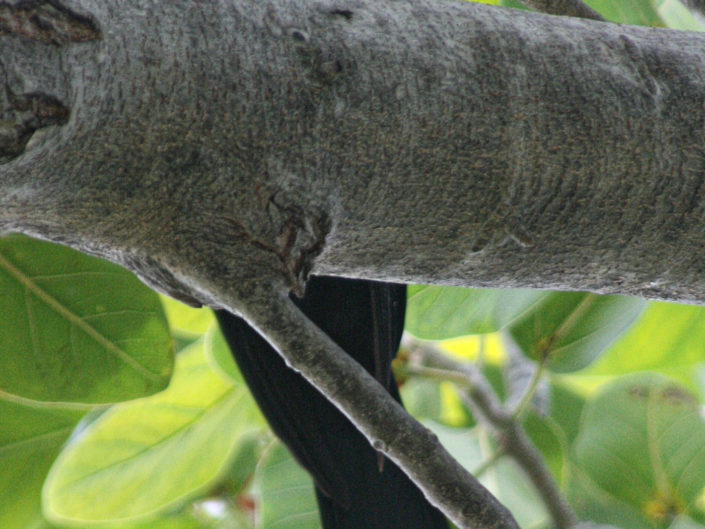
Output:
[
  {"xmin": 584, "ymin": 302, "xmax": 705, "ymax": 394},
  {"xmin": 405, "ymin": 285, "xmax": 547, "ymax": 339},
  {"xmin": 0, "ymin": 397, "xmax": 83, "ymax": 529},
  {"xmin": 567, "ymin": 467, "xmax": 655, "ymax": 529},
  {"xmin": 0, "ymin": 235, "xmax": 172, "ymax": 403},
  {"xmin": 220, "ymin": 431, "xmax": 267, "ymax": 496},
  {"xmin": 585, "ymin": 0, "xmax": 665, "ymax": 25},
  {"xmin": 548, "ymin": 380, "xmax": 588, "ymax": 445},
  {"xmin": 522, "ymin": 411, "xmax": 567, "ymax": 484},
  {"xmin": 508, "ymin": 293, "xmax": 645, "ymax": 372},
  {"xmin": 574, "ymin": 374, "xmax": 705, "ymax": 523},
  {"xmin": 253, "ymin": 442, "xmax": 319, "ymax": 529},
  {"xmin": 400, "ymin": 378, "xmax": 444, "ymax": 423},
  {"xmin": 43, "ymin": 339, "xmax": 260, "ymax": 525}
]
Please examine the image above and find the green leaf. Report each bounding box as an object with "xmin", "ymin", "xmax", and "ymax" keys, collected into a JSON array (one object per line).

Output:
[
  {"xmin": 522, "ymin": 411, "xmax": 566, "ymax": 485},
  {"xmin": 547, "ymin": 380, "xmax": 588, "ymax": 445},
  {"xmin": 43, "ymin": 339, "xmax": 260, "ymax": 525},
  {"xmin": 405, "ymin": 285, "xmax": 547, "ymax": 339},
  {"xmin": 253, "ymin": 441, "xmax": 320, "ymax": 529},
  {"xmin": 508, "ymin": 293, "xmax": 645, "ymax": 372},
  {"xmin": 583, "ymin": 302, "xmax": 705, "ymax": 394},
  {"xmin": 0, "ymin": 396, "xmax": 83, "ymax": 529},
  {"xmin": 0, "ymin": 235, "xmax": 173, "ymax": 403},
  {"xmin": 574, "ymin": 374, "xmax": 705, "ymax": 523}
]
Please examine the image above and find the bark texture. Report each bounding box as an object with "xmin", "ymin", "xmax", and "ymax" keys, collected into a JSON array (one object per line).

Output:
[{"xmin": 2, "ymin": 0, "xmax": 705, "ymax": 527}]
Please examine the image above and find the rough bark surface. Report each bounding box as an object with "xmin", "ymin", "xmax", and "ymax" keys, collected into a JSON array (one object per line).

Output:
[{"xmin": 2, "ymin": 0, "xmax": 705, "ymax": 527}]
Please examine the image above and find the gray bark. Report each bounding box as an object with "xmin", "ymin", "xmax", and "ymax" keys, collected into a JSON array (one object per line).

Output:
[{"xmin": 2, "ymin": 0, "xmax": 705, "ymax": 527}]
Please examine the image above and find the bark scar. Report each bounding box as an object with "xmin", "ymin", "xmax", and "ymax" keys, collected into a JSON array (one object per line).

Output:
[
  {"xmin": 0, "ymin": 87, "xmax": 69, "ymax": 163},
  {"xmin": 267, "ymin": 194, "xmax": 331, "ymax": 295},
  {"xmin": 0, "ymin": 0, "xmax": 100, "ymax": 45}
]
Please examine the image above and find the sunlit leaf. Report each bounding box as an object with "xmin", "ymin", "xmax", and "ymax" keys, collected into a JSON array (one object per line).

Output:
[
  {"xmin": 0, "ymin": 235, "xmax": 172, "ymax": 403},
  {"xmin": 43, "ymin": 339, "xmax": 260, "ymax": 525},
  {"xmin": 583, "ymin": 302, "xmax": 705, "ymax": 394},
  {"xmin": 160, "ymin": 296, "xmax": 215, "ymax": 337}
]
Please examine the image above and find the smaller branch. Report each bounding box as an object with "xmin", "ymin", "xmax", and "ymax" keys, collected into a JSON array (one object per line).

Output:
[
  {"xmin": 239, "ymin": 288, "xmax": 521, "ymax": 529},
  {"xmin": 519, "ymin": 0, "xmax": 606, "ymax": 21},
  {"xmin": 402, "ymin": 336, "xmax": 578, "ymax": 529}
]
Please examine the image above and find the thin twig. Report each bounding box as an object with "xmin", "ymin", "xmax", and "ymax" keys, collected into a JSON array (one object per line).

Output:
[{"xmin": 402, "ymin": 335, "xmax": 578, "ymax": 529}]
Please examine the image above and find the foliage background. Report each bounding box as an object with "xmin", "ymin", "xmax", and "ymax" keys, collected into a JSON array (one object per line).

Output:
[{"xmin": 1, "ymin": 1, "xmax": 705, "ymax": 528}]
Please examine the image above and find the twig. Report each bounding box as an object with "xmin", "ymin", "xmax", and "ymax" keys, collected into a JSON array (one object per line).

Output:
[{"xmin": 402, "ymin": 335, "xmax": 578, "ymax": 529}]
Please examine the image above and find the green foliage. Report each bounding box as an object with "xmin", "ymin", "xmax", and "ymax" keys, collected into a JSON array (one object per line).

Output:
[
  {"xmin": 574, "ymin": 374, "xmax": 705, "ymax": 526},
  {"xmin": 0, "ymin": 235, "xmax": 172, "ymax": 403},
  {"xmin": 42, "ymin": 338, "xmax": 261, "ymax": 526},
  {"xmin": 2, "ymin": 2, "xmax": 705, "ymax": 529}
]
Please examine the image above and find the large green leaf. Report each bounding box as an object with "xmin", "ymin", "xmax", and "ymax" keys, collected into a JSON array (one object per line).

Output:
[
  {"xmin": 508, "ymin": 293, "xmax": 645, "ymax": 372},
  {"xmin": 43, "ymin": 339, "xmax": 260, "ymax": 525},
  {"xmin": 0, "ymin": 397, "xmax": 83, "ymax": 529},
  {"xmin": 574, "ymin": 374, "xmax": 705, "ymax": 524},
  {"xmin": 252, "ymin": 442, "xmax": 320, "ymax": 529},
  {"xmin": 0, "ymin": 235, "xmax": 172, "ymax": 403},
  {"xmin": 405, "ymin": 285, "xmax": 547, "ymax": 339}
]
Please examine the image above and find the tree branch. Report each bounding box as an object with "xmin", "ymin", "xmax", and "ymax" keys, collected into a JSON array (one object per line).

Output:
[
  {"xmin": 402, "ymin": 336, "xmax": 578, "ymax": 529},
  {"xmin": 239, "ymin": 286, "xmax": 520, "ymax": 529}
]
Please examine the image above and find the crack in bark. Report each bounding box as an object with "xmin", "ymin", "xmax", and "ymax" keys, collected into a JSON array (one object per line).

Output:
[
  {"xmin": 0, "ymin": 0, "xmax": 100, "ymax": 45},
  {"xmin": 267, "ymin": 196, "xmax": 331, "ymax": 295}
]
